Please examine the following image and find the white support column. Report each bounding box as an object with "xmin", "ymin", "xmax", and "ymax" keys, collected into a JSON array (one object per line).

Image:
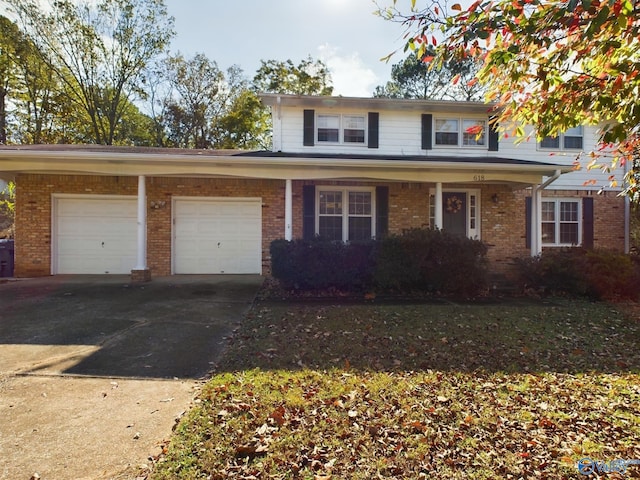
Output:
[
  {"xmin": 531, "ymin": 185, "xmax": 541, "ymax": 256},
  {"xmin": 284, "ymin": 179, "xmax": 293, "ymax": 241},
  {"xmin": 135, "ymin": 175, "xmax": 147, "ymax": 270},
  {"xmin": 435, "ymin": 182, "xmax": 443, "ymax": 230}
]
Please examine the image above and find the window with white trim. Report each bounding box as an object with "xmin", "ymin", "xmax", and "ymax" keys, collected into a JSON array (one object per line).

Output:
[
  {"xmin": 317, "ymin": 187, "xmax": 374, "ymax": 241},
  {"xmin": 317, "ymin": 114, "xmax": 366, "ymax": 144},
  {"xmin": 541, "ymin": 199, "xmax": 581, "ymax": 245},
  {"xmin": 435, "ymin": 118, "xmax": 486, "ymax": 147},
  {"xmin": 540, "ymin": 126, "xmax": 583, "ymax": 150}
]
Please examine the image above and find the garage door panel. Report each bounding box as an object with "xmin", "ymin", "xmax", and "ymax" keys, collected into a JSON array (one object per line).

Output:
[
  {"xmin": 55, "ymin": 197, "xmax": 137, "ymax": 274},
  {"xmin": 174, "ymin": 199, "xmax": 262, "ymax": 274}
]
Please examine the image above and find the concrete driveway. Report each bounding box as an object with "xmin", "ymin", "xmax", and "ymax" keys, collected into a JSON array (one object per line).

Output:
[{"xmin": 0, "ymin": 275, "xmax": 263, "ymax": 480}]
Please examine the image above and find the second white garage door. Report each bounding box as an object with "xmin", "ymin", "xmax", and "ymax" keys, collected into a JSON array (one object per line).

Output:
[{"xmin": 173, "ymin": 198, "xmax": 262, "ymax": 274}]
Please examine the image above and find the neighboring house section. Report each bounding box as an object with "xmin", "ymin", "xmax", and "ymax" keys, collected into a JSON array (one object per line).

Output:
[{"xmin": 0, "ymin": 94, "xmax": 628, "ymax": 280}]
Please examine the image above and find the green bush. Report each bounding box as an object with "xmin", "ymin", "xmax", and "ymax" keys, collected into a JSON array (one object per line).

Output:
[
  {"xmin": 515, "ymin": 248, "xmax": 640, "ymax": 300},
  {"xmin": 375, "ymin": 229, "xmax": 488, "ymax": 295},
  {"xmin": 270, "ymin": 238, "xmax": 376, "ymax": 291},
  {"xmin": 270, "ymin": 229, "xmax": 489, "ymax": 295}
]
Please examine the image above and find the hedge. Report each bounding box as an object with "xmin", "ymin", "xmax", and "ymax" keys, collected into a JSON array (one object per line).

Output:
[{"xmin": 270, "ymin": 229, "xmax": 488, "ymax": 295}]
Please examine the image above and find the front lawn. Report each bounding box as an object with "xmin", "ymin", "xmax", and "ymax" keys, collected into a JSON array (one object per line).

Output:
[{"xmin": 151, "ymin": 298, "xmax": 640, "ymax": 479}]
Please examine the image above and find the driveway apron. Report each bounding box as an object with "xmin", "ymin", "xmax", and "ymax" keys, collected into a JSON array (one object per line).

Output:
[{"xmin": 0, "ymin": 275, "xmax": 262, "ymax": 480}]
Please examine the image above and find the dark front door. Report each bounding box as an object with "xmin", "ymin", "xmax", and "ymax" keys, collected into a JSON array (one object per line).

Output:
[{"xmin": 442, "ymin": 192, "xmax": 467, "ymax": 236}]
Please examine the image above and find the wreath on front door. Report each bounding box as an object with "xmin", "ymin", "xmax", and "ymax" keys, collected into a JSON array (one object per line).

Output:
[{"xmin": 446, "ymin": 195, "xmax": 463, "ymax": 214}]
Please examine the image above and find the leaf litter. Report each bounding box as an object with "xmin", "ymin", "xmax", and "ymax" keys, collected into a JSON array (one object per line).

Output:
[{"xmin": 151, "ymin": 298, "xmax": 640, "ymax": 479}]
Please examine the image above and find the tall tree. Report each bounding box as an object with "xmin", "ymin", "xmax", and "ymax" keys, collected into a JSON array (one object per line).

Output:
[
  {"xmin": 161, "ymin": 53, "xmax": 225, "ymax": 149},
  {"xmin": 0, "ymin": 16, "xmax": 21, "ymax": 144},
  {"xmin": 374, "ymin": 52, "xmax": 484, "ymax": 101},
  {"xmin": 5, "ymin": 0, "xmax": 174, "ymax": 145},
  {"xmin": 380, "ymin": 0, "xmax": 640, "ymax": 200},
  {"xmin": 253, "ymin": 57, "xmax": 333, "ymax": 96}
]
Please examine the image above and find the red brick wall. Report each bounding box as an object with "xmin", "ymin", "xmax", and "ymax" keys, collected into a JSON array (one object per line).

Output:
[
  {"xmin": 15, "ymin": 174, "xmax": 284, "ymax": 277},
  {"xmin": 14, "ymin": 174, "xmax": 627, "ymax": 278}
]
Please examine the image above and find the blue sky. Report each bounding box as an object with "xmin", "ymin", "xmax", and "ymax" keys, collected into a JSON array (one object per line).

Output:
[{"xmin": 164, "ymin": 0, "xmax": 409, "ymax": 97}]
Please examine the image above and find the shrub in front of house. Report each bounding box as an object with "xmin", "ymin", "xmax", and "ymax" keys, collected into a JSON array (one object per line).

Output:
[
  {"xmin": 270, "ymin": 238, "xmax": 376, "ymax": 291},
  {"xmin": 270, "ymin": 229, "xmax": 489, "ymax": 295},
  {"xmin": 515, "ymin": 248, "xmax": 640, "ymax": 300},
  {"xmin": 374, "ymin": 228, "xmax": 488, "ymax": 295}
]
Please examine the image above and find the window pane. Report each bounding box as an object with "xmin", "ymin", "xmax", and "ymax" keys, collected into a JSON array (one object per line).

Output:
[
  {"xmin": 560, "ymin": 201, "xmax": 578, "ymax": 222},
  {"xmin": 318, "ymin": 115, "xmax": 340, "ymax": 142},
  {"xmin": 541, "ymin": 223, "xmax": 556, "ymax": 244},
  {"xmin": 540, "ymin": 136, "xmax": 560, "ymax": 149},
  {"xmin": 348, "ymin": 217, "xmax": 372, "ymax": 242},
  {"xmin": 343, "ymin": 115, "xmax": 365, "ymax": 143},
  {"xmin": 563, "ymin": 135, "xmax": 583, "ymax": 149},
  {"xmin": 462, "ymin": 120, "xmax": 486, "ymax": 146},
  {"xmin": 349, "ymin": 192, "xmax": 371, "ymax": 215},
  {"xmin": 541, "ymin": 201, "xmax": 555, "ymax": 222},
  {"xmin": 435, "ymin": 132, "xmax": 458, "ymax": 145},
  {"xmin": 319, "ymin": 191, "xmax": 342, "ymax": 215},
  {"xmin": 319, "ymin": 216, "xmax": 343, "ymax": 241},
  {"xmin": 318, "ymin": 115, "xmax": 339, "ymax": 128},
  {"xmin": 560, "ymin": 223, "xmax": 579, "ymax": 244},
  {"xmin": 435, "ymin": 119, "xmax": 459, "ymax": 145}
]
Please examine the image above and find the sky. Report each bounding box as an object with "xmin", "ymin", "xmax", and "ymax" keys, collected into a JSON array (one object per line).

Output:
[{"xmin": 163, "ymin": 0, "xmax": 410, "ymax": 97}]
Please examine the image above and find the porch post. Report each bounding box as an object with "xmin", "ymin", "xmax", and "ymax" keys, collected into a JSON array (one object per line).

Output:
[
  {"xmin": 531, "ymin": 185, "xmax": 541, "ymax": 256},
  {"xmin": 132, "ymin": 175, "xmax": 151, "ymax": 282},
  {"xmin": 285, "ymin": 179, "xmax": 293, "ymax": 241},
  {"xmin": 435, "ymin": 182, "xmax": 443, "ymax": 229}
]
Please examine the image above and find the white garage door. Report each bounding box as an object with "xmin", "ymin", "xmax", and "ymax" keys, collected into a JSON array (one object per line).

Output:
[
  {"xmin": 54, "ymin": 196, "xmax": 137, "ymax": 274},
  {"xmin": 173, "ymin": 198, "xmax": 262, "ymax": 274}
]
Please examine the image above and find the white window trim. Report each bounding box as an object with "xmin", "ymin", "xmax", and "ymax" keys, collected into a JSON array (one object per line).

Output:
[
  {"xmin": 538, "ymin": 127, "xmax": 584, "ymax": 151},
  {"xmin": 428, "ymin": 188, "xmax": 481, "ymax": 239},
  {"xmin": 541, "ymin": 198, "xmax": 582, "ymax": 247},
  {"xmin": 315, "ymin": 186, "xmax": 376, "ymax": 242},
  {"xmin": 316, "ymin": 113, "xmax": 367, "ymax": 145},
  {"xmin": 434, "ymin": 117, "xmax": 488, "ymax": 149}
]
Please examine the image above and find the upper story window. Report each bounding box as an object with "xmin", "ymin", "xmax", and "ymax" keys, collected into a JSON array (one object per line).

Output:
[
  {"xmin": 435, "ymin": 118, "xmax": 486, "ymax": 147},
  {"xmin": 540, "ymin": 126, "xmax": 583, "ymax": 150},
  {"xmin": 317, "ymin": 114, "xmax": 366, "ymax": 144}
]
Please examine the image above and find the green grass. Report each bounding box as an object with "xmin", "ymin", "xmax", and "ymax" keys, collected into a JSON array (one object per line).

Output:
[{"xmin": 150, "ymin": 298, "xmax": 640, "ymax": 479}]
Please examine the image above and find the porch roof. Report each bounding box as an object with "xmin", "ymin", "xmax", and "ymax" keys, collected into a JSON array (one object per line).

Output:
[{"xmin": 0, "ymin": 144, "xmax": 571, "ymax": 187}]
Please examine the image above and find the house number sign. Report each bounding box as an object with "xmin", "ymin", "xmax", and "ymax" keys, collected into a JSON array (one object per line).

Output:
[{"xmin": 473, "ymin": 174, "xmax": 486, "ymax": 181}]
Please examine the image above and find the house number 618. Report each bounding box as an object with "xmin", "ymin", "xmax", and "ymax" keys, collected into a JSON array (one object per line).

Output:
[{"xmin": 473, "ymin": 175, "xmax": 485, "ymax": 181}]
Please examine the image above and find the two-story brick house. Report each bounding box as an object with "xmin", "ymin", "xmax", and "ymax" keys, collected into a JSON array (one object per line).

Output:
[{"xmin": 0, "ymin": 94, "xmax": 629, "ymax": 280}]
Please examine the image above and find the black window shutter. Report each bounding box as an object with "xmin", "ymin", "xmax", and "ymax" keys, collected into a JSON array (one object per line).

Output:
[
  {"xmin": 525, "ymin": 196, "xmax": 532, "ymax": 249},
  {"xmin": 488, "ymin": 118, "xmax": 499, "ymax": 151},
  {"xmin": 368, "ymin": 112, "xmax": 379, "ymax": 149},
  {"xmin": 302, "ymin": 185, "xmax": 316, "ymax": 240},
  {"xmin": 376, "ymin": 186, "xmax": 389, "ymax": 238},
  {"xmin": 582, "ymin": 197, "xmax": 594, "ymax": 249},
  {"xmin": 421, "ymin": 114, "xmax": 433, "ymax": 150},
  {"xmin": 303, "ymin": 109, "xmax": 315, "ymax": 146}
]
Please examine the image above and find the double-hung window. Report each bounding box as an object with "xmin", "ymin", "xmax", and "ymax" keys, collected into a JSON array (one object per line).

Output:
[
  {"xmin": 435, "ymin": 118, "xmax": 486, "ymax": 147},
  {"xmin": 540, "ymin": 126, "xmax": 583, "ymax": 150},
  {"xmin": 317, "ymin": 114, "xmax": 366, "ymax": 144},
  {"xmin": 317, "ymin": 187, "xmax": 374, "ymax": 242},
  {"xmin": 541, "ymin": 199, "xmax": 580, "ymax": 245}
]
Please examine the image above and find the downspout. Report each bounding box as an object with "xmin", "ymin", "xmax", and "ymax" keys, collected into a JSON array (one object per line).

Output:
[
  {"xmin": 531, "ymin": 169, "xmax": 562, "ymax": 256},
  {"xmin": 276, "ymin": 95, "xmax": 282, "ymax": 153},
  {"xmin": 624, "ymin": 159, "xmax": 630, "ymax": 253}
]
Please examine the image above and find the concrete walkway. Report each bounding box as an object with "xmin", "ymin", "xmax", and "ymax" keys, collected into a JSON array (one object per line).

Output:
[{"xmin": 0, "ymin": 275, "xmax": 263, "ymax": 480}]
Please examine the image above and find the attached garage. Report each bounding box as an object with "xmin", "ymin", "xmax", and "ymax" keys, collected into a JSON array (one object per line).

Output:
[
  {"xmin": 173, "ymin": 197, "xmax": 262, "ymax": 274},
  {"xmin": 53, "ymin": 195, "xmax": 138, "ymax": 274}
]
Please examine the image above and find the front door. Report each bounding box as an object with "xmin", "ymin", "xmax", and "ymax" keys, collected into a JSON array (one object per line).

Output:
[{"xmin": 442, "ymin": 192, "xmax": 467, "ymax": 236}]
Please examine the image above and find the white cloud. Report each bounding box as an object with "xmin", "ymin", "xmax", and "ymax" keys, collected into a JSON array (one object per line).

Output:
[{"xmin": 318, "ymin": 44, "xmax": 379, "ymax": 98}]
